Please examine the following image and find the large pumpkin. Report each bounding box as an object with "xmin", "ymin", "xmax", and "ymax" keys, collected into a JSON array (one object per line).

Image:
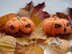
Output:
[
  {"xmin": 5, "ymin": 17, "xmax": 35, "ymax": 34},
  {"xmin": 42, "ymin": 16, "xmax": 71, "ymax": 36}
]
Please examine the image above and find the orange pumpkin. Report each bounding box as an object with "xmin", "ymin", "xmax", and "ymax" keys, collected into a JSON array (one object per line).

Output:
[
  {"xmin": 5, "ymin": 18, "xmax": 20, "ymax": 33},
  {"xmin": 5, "ymin": 16, "xmax": 35, "ymax": 34},
  {"xmin": 42, "ymin": 16, "xmax": 71, "ymax": 36},
  {"xmin": 20, "ymin": 17, "xmax": 35, "ymax": 33}
]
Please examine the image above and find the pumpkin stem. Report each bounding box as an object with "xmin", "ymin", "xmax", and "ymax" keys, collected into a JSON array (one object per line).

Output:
[{"xmin": 17, "ymin": 16, "xmax": 21, "ymax": 20}]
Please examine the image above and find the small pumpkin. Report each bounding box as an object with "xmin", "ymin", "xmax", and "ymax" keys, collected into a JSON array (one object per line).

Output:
[
  {"xmin": 20, "ymin": 17, "xmax": 35, "ymax": 33},
  {"xmin": 5, "ymin": 18, "xmax": 20, "ymax": 33},
  {"xmin": 42, "ymin": 16, "xmax": 71, "ymax": 36}
]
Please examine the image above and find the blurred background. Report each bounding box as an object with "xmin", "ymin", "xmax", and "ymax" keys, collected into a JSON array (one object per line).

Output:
[{"xmin": 0, "ymin": 0, "xmax": 72, "ymax": 16}]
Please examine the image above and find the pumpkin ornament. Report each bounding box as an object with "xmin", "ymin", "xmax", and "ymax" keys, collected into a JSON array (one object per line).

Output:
[
  {"xmin": 5, "ymin": 17, "xmax": 20, "ymax": 33},
  {"xmin": 42, "ymin": 16, "xmax": 71, "ymax": 37},
  {"xmin": 5, "ymin": 16, "xmax": 35, "ymax": 34},
  {"xmin": 19, "ymin": 17, "xmax": 35, "ymax": 33}
]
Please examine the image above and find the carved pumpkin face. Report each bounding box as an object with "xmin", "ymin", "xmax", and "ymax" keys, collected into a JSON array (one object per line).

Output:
[
  {"xmin": 5, "ymin": 17, "xmax": 35, "ymax": 34},
  {"xmin": 20, "ymin": 17, "xmax": 35, "ymax": 33},
  {"xmin": 5, "ymin": 18, "xmax": 20, "ymax": 33},
  {"xmin": 42, "ymin": 17, "xmax": 71, "ymax": 36}
]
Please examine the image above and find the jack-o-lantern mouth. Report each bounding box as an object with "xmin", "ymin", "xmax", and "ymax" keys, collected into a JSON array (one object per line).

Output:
[
  {"xmin": 13, "ymin": 29, "xmax": 32, "ymax": 34},
  {"xmin": 55, "ymin": 33, "xmax": 70, "ymax": 36}
]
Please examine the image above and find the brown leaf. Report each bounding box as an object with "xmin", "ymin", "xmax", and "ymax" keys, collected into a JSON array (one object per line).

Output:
[
  {"xmin": 68, "ymin": 8, "xmax": 72, "ymax": 27},
  {"xmin": 31, "ymin": 2, "xmax": 45, "ymax": 16},
  {"xmin": 56, "ymin": 12, "xmax": 68, "ymax": 19},
  {"xmin": 17, "ymin": 1, "xmax": 34, "ymax": 18},
  {"xmin": 37, "ymin": 11, "xmax": 50, "ymax": 19},
  {"xmin": 17, "ymin": 8, "xmax": 31, "ymax": 17},
  {"xmin": 25, "ymin": 1, "xmax": 33, "ymax": 12},
  {"xmin": 0, "ymin": 13, "xmax": 17, "ymax": 30}
]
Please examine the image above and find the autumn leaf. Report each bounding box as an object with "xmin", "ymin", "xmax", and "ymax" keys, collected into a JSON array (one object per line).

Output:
[
  {"xmin": 56, "ymin": 12, "xmax": 68, "ymax": 19},
  {"xmin": 31, "ymin": 2, "xmax": 45, "ymax": 16},
  {"xmin": 17, "ymin": 1, "xmax": 33, "ymax": 18},
  {"xmin": 30, "ymin": 2, "xmax": 50, "ymax": 19},
  {"xmin": 37, "ymin": 11, "xmax": 50, "ymax": 19},
  {"xmin": 68, "ymin": 8, "xmax": 72, "ymax": 27},
  {"xmin": 25, "ymin": 1, "xmax": 33, "ymax": 12},
  {"xmin": 17, "ymin": 8, "xmax": 30, "ymax": 17}
]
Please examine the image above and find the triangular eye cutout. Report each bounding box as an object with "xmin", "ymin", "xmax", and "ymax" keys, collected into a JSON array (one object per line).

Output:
[{"xmin": 55, "ymin": 24, "xmax": 61, "ymax": 28}]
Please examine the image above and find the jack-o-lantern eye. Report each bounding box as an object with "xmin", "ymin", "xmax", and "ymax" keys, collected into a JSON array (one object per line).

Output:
[
  {"xmin": 25, "ymin": 23, "xmax": 30, "ymax": 27},
  {"xmin": 10, "ymin": 25, "xmax": 15, "ymax": 29},
  {"xmin": 67, "ymin": 22, "xmax": 70, "ymax": 26},
  {"xmin": 55, "ymin": 24, "xmax": 61, "ymax": 28}
]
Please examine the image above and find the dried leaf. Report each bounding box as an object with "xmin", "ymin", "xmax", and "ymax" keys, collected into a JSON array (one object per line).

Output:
[
  {"xmin": 37, "ymin": 11, "xmax": 50, "ymax": 19},
  {"xmin": 25, "ymin": 1, "xmax": 33, "ymax": 12},
  {"xmin": 56, "ymin": 12, "xmax": 68, "ymax": 19},
  {"xmin": 17, "ymin": 8, "xmax": 31, "ymax": 17},
  {"xmin": 0, "ymin": 13, "xmax": 17, "ymax": 30},
  {"xmin": 68, "ymin": 8, "xmax": 72, "ymax": 27},
  {"xmin": 31, "ymin": 2, "xmax": 45, "ymax": 16},
  {"xmin": 17, "ymin": 1, "xmax": 33, "ymax": 18}
]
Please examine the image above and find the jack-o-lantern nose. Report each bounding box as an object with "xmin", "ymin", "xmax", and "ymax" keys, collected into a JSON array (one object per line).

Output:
[{"xmin": 64, "ymin": 28, "xmax": 66, "ymax": 32}]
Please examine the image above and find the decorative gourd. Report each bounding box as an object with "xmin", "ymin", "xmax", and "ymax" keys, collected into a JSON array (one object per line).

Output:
[
  {"xmin": 5, "ymin": 16, "xmax": 35, "ymax": 34},
  {"xmin": 0, "ymin": 36, "xmax": 17, "ymax": 53},
  {"xmin": 45, "ymin": 37, "xmax": 70, "ymax": 54},
  {"xmin": 42, "ymin": 16, "xmax": 71, "ymax": 36}
]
